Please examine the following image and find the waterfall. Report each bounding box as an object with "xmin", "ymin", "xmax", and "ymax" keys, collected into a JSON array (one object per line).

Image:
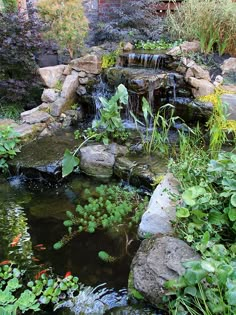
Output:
[
  {"xmin": 120, "ymin": 53, "xmax": 168, "ymax": 70},
  {"xmin": 92, "ymin": 77, "xmax": 112, "ymax": 119}
]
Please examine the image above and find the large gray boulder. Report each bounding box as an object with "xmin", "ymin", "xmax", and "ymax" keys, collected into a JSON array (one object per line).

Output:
[
  {"xmin": 130, "ymin": 236, "xmax": 200, "ymax": 306},
  {"xmin": 138, "ymin": 173, "xmax": 179, "ymax": 237}
]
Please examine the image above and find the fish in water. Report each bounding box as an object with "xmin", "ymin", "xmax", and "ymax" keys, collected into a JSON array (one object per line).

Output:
[
  {"xmin": 10, "ymin": 234, "xmax": 22, "ymax": 247},
  {"xmin": 64, "ymin": 271, "xmax": 72, "ymax": 278},
  {"xmin": 35, "ymin": 269, "xmax": 48, "ymax": 280},
  {"xmin": 0, "ymin": 260, "xmax": 12, "ymax": 265}
]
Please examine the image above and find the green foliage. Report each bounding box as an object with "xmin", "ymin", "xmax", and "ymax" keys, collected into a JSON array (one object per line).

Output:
[
  {"xmin": 2, "ymin": 0, "xmax": 17, "ymax": 12},
  {"xmin": 54, "ymin": 184, "xmax": 148, "ymax": 249},
  {"xmin": 62, "ymin": 148, "xmax": 80, "ymax": 178},
  {"xmin": 166, "ymin": 0, "xmax": 236, "ymax": 55},
  {"xmin": 61, "ymin": 84, "xmax": 129, "ymax": 178},
  {"xmin": 54, "ymin": 80, "xmax": 63, "ymax": 91},
  {"xmin": 102, "ymin": 50, "xmax": 119, "ymax": 69},
  {"xmin": 166, "ymin": 245, "xmax": 236, "ymax": 315},
  {"xmin": 0, "ymin": 126, "xmax": 20, "ymax": 172},
  {"xmin": 134, "ymin": 39, "xmax": 181, "ymax": 51},
  {"xmin": 92, "ymin": 84, "xmax": 128, "ymax": 135},
  {"xmin": 0, "ymin": 264, "xmax": 80, "ymax": 314},
  {"xmin": 131, "ymin": 99, "xmax": 181, "ymax": 155},
  {"xmin": 0, "ymin": 102, "xmax": 23, "ymax": 120},
  {"xmin": 206, "ymin": 97, "xmax": 230, "ymax": 157},
  {"xmin": 37, "ymin": 0, "xmax": 89, "ymax": 58}
]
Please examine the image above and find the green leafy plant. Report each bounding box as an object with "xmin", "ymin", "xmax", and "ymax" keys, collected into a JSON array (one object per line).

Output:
[
  {"xmin": 54, "ymin": 184, "xmax": 148, "ymax": 250},
  {"xmin": 61, "ymin": 84, "xmax": 129, "ymax": 178},
  {"xmin": 134, "ymin": 39, "xmax": 182, "ymax": 51},
  {"xmin": 54, "ymin": 80, "xmax": 63, "ymax": 91},
  {"xmin": 165, "ymin": 245, "xmax": 236, "ymax": 315},
  {"xmin": 0, "ymin": 126, "xmax": 20, "ymax": 172},
  {"xmin": 131, "ymin": 99, "xmax": 181, "ymax": 155},
  {"xmin": 102, "ymin": 50, "xmax": 119, "ymax": 69}
]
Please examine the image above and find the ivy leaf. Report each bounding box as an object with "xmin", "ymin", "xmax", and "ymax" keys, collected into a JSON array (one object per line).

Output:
[
  {"xmin": 62, "ymin": 149, "xmax": 79, "ymax": 178},
  {"xmin": 230, "ymin": 193, "xmax": 236, "ymax": 207},
  {"xmin": 228, "ymin": 206, "xmax": 236, "ymax": 222},
  {"xmin": 176, "ymin": 207, "xmax": 190, "ymax": 218}
]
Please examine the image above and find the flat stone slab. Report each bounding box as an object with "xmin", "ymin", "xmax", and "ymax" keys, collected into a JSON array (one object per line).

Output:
[
  {"xmin": 21, "ymin": 111, "xmax": 53, "ymax": 124},
  {"xmin": 9, "ymin": 130, "xmax": 78, "ymax": 180}
]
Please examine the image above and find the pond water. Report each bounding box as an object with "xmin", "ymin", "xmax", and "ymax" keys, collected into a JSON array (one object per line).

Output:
[{"xmin": 0, "ymin": 174, "xmax": 163, "ymax": 314}]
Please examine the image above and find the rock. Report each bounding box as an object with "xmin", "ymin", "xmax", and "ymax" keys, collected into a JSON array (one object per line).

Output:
[
  {"xmin": 114, "ymin": 157, "xmax": 137, "ymax": 181},
  {"xmin": 166, "ymin": 45, "xmax": 181, "ymax": 56},
  {"xmin": 8, "ymin": 129, "xmax": 78, "ymax": 180},
  {"xmin": 70, "ymin": 54, "xmax": 102, "ymax": 74},
  {"xmin": 61, "ymin": 72, "xmax": 79, "ymax": 100},
  {"xmin": 41, "ymin": 88, "xmax": 59, "ymax": 103},
  {"xmin": 13, "ymin": 123, "xmax": 46, "ymax": 143},
  {"xmin": 0, "ymin": 119, "xmax": 19, "ymax": 128},
  {"xmin": 221, "ymin": 94, "xmax": 236, "ymax": 120},
  {"xmin": 213, "ymin": 75, "xmax": 224, "ymax": 87},
  {"xmin": 79, "ymin": 77, "xmax": 89, "ymax": 85},
  {"xmin": 138, "ymin": 173, "xmax": 179, "ymax": 237},
  {"xmin": 180, "ymin": 40, "xmax": 201, "ymax": 53},
  {"xmin": 123, "ymin": 42, "xmax": 134, "ymax": 52},
  {"xmin": 38, "ymin": 65, "xmax": 66, "ymax": 88},
  {"xmin": 63, "ymin": 65, "xmax": 72, "ymax": 75},
  {"xmin": 222, "ymin": 85, "xmax": 236, "ymax": 93},
  {"xmin": 189, "ymin": 63, "xmax": 211, "ymax": 81},
  {"xmin": 50, "ymin": 97, "xmax": 68, "ymax": 117},
  {"xmin": 79, "ymin": 145, "xmax": 115, "ymax": 178},
  {"xmin": 175, "ymin": 100, "xmax": 213, "ymax": 123},
  {"xmin": 167, "ymin": 41, "xmax": 200, "ymax": 56},
  {"xmin": 130, "ymin": 235, "xmax": 200, "ymax": 306},
  {"xmin": 76, "ymin": 86, "xmax": 87, "ymax": 96},
  {"xmin": 21, "ymin": 107, "xmax": 39, "ymax": 119},
  {"xmin": 78, "ymin": 71, "xmax": 87, "ymax": 78},
  {"xmin": 185, "ymin": 68, "xmax": 194, "ymax": 81},
  {"xmin": 39, "ymin": 128, "xmax": 52, "ymax": 138},
  {"xmin": 188, "ymin": 77, "xmax": 215, "ymax": 97},
  {"xmin": 107, "ymin": 143, "xmax": 129, "ymax": 157},
  {"xmin": 221, "ymin": 57, "xmax": 236, "ymax": 74},
  {"xmin": 62, "ymin": 110, "xmax": 79, "ymax": 127},
  {"xmin": 21, "ymin": 111, "xmax": 53, "ymax": 125}
]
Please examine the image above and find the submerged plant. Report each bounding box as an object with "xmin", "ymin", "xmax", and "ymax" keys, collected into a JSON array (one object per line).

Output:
[{"xmin": 54, "ymin": 184, "xmax": 148, "ymax": 250}]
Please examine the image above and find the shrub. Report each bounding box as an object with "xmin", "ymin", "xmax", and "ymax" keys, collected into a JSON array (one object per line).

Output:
[
  {"xmin": 37, "ymin": 0, "xmax": 89, "ymax": 58},
  {"xmin": 0, "ymin": 4, "xmax": 43, "ymax": 105},
  {"xmin": 166, "ymin": 0, "xmax": 236, "ymax": 56},
  {"xmin": 92, "ymin": 0, "xmax": 164, "ymax": 44}
]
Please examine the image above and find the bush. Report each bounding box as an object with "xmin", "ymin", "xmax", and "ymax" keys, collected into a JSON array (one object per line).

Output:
[
  {"xmin": 37, "ymin": 0, "xmax": 89, "ymax": 58},
  {"xmin": 0, "ymin": 4, "xmax": 43, "ymax": 105},
  {"xmin": 92, "ymin": 0, "xmax": 164, "ymax": 44},
  {"xmin": 166, "ymin": 0, "xmax": 236, "ymax": 56}
]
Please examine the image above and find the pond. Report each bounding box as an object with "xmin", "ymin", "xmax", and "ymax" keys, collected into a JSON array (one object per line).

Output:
[{"xmin": 0, "ymin": 174, "xmax": 163, "ymax": 314}]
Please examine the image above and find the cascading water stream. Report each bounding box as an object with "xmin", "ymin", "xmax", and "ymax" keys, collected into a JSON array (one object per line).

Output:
[{"xmin": 92, "ymin": 77, "xmax": 112, "ymax": 119}]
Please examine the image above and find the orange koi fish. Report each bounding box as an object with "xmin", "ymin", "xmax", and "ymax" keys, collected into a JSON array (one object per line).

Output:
[
  {"xmin": 0, "ymin": 260, "xmax": 11, "ymax": 265},
  {"xmin": 10, "ymin": 234, "xmax": 22, "ymax": 247},
  {"xmin": 64, "ymin": 271, "xmax": 72, "ymax": 278},
  {"xmin": 35, "ymin": 269, "xmax": 48, "ymax": 280}
]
